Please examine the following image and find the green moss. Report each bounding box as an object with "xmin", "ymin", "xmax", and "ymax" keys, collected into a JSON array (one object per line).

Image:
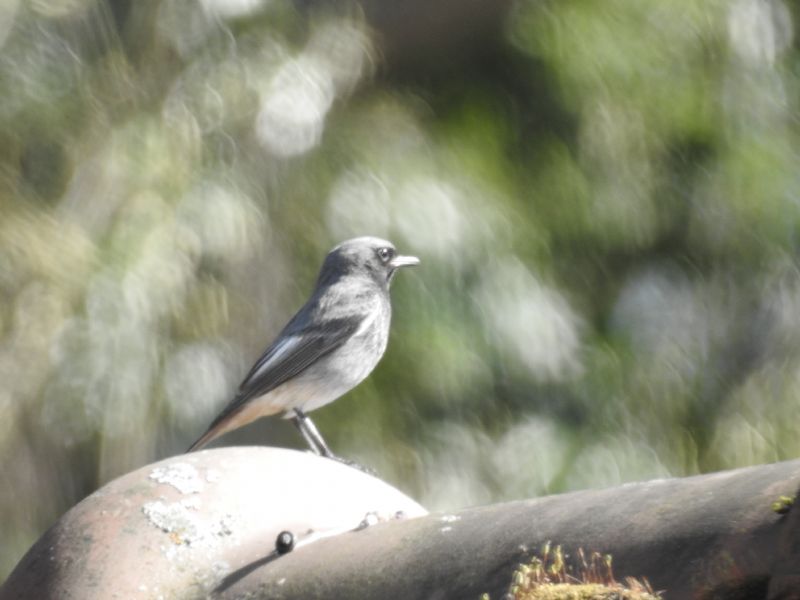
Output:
[
  {"xmin": 485, "ymin": 543, "xmax": 661, "ymax": 600},
  {"xmin": 771, "ymin": 495, "xmax": 795, "ymax": 515}
]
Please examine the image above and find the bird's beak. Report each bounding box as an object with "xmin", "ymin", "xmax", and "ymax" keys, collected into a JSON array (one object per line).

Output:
[{"xmin": 389, "ymin": 254, "xmax": 420, "ymax": 269}]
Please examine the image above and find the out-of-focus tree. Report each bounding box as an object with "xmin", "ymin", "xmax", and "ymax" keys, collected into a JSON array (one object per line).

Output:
[{"xmin": 0, "ymin": 0, "xmax": 798, "ymax": 580}]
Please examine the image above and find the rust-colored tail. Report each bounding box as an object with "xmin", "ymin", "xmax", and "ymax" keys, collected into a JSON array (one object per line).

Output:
[
  {"xmin": 186, "ymin": 406, "xmax": 244, "ymax": 452},
  {"xmin": 186, "ymin": 427, "xmax": 220, "ymax": 452},
  {"xmin": 186, "ymin": 395, "xmax": 283, "ymax": 452}
]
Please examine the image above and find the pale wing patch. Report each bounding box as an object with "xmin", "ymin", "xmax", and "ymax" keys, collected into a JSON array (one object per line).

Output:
[{"xmin": 245, "ymin": 335, "xmax": 302, "ymax": 384}]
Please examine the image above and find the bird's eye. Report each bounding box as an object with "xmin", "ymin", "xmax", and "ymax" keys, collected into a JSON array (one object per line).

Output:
[{"xmin": 377, "ymin": 247, "xmax": 394, "ymax": 263}]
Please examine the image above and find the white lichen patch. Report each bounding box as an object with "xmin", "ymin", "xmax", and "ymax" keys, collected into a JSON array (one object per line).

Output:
[
  {"xmin": 211, "ymin": 561, "xmax": 231, "ymax": 578},
  {"xmin": 143, "ymin": 500, "xmax": 204, "ymax": 545},
  {"xmin": 213, "ymin": 513, "xmax": 235, "ymax": 537},
  {"xmin": 440, "ymin": 526, "xmax": 453, "ymax": 533},
  {"xmin": 141, "ymin": 500, "xmax": 236, "ymax": 552},
  {"xmin": 149, "ymin": 462, "xmax": 204, "ymax": 494},
  {"xmin": 181, "ymin": 496, "xmax": 202, "ymax": 510}
]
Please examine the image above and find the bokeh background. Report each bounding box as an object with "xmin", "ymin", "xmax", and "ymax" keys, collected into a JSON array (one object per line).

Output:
[{"xmin": 1, "ymin": 0, "xmax": 799, "ymax": 578}]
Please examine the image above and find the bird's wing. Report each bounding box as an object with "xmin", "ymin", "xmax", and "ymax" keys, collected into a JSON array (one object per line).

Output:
[
  {"xmin": 238, "ymin": 315, "xmax": 361, "ymax": 399},
  {"xmin": 195, "ymin": 314, "xmax": 362, "ymax": 434}
]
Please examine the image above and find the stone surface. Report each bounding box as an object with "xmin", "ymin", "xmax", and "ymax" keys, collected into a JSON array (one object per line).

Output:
[{"xmin": 0, "ymin": 447, "xmax": 427, "ymax": 600}]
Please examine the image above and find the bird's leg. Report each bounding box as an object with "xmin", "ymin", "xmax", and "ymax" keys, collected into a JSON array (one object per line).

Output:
[
  {"xmin": 290, "ymin": 409, "xmax": 377, "ymax": 476},
  {"xmin": 292, "ymin": 409, "xmax": 334, "ymax": 458}
]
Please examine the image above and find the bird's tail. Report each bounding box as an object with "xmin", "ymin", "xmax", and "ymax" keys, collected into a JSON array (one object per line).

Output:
[
  {"xmin": 186, "ymin": 407, "xmax": 241, "ymax": 452},
  {"xmin": 185, "ymin": 394, "xmax": 282, "ymax": 452},
  {"xmin": 186, "ymin": 428, "xmax": 218, "ymax": 452}
]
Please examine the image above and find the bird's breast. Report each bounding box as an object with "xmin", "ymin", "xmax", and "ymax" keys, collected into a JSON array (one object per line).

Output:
[
  {"xmin": 336, "ymin": 306, "xmax": 390, "ymax": 385},
  {"xmin": 286, "ymin": 294, "xmax": 391, "ymax": 413}
]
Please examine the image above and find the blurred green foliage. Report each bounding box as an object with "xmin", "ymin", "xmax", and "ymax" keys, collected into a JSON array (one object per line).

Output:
[{"xmin": 1, "ymin": 0, "xmax": 799, "ymax": 579}]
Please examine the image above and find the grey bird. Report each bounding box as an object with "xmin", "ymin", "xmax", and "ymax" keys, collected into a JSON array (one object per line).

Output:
[{"xmin": 187, "ymin": 236, "xmax": 419, "ymax": 457}]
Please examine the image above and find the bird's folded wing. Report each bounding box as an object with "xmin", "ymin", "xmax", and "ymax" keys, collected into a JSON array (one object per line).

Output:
[{"xmin": 211, "ymin": 316, "xmax": 362, "ymax": 423}]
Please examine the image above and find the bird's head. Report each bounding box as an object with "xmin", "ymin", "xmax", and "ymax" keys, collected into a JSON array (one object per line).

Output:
[{"xmin": 318, "ymin": 237, "xmax": 419, "ymax": 289}]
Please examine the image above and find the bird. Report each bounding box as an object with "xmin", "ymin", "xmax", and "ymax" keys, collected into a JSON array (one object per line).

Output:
[{"xmin": 187, "ymin": 236, "xmax": 419, "ymax": 458}]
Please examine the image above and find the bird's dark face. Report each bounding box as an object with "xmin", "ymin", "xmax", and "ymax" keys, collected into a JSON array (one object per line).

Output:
[{"xmin": 318, "ymin": 237, "xmax": 419, "ymax": 289}]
